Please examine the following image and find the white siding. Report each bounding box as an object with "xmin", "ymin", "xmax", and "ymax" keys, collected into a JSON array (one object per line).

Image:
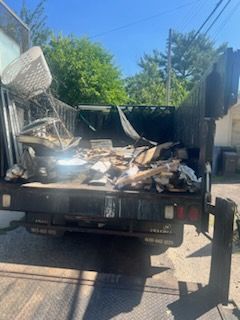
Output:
[
  {"xmin": 0, "ymin": 28, "xmax": 20, "ymax": 75},
  {"xmin": 215, "ymin": 112, "xmax": 232, "ymax": 146},
  {"xmin": 215, "ymin": 102, "xmax": 240, "ymax": 147}
]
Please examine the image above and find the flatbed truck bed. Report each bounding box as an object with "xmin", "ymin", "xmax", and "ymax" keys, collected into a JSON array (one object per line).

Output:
[{"xmin": 0, "ymin": 179, "xmax": 202, "ymax": 246}]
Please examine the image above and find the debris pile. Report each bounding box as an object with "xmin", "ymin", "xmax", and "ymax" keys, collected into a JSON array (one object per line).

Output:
[{"xmin": 6, "ymin": 138, "xmax": 201, "ymax": 193}]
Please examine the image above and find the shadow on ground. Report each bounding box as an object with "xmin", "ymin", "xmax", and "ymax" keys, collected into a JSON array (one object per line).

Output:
[
  {"xmin": 0, "ymin": 228, "xmax": 238, "ymax": 319},
  {"xmin": 0, "ymin": 227, "xmax": 167, "ymax": 276}
]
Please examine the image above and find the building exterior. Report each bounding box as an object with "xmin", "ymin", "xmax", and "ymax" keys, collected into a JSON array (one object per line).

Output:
[
  {"xmin": 0, "ymin": 1, "xmax": 29, "ymax": 228},
  {"xmin": 0, "ymin": 1, "xmax": 29, "ymax": 75},
  {"xmin": 215, "ymin": 99, "xmax": 240, "ymax": 147}
]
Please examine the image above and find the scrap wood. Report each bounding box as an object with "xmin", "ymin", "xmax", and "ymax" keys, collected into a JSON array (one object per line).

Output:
[
  {"xmin": 154, "ymin": 171, "xmax": 173, "ymax": 177},
  {"xmin": 90, "ymin": 139, "xmax": 113, "ymax": 149},
  {"xmin": 86, "ymin": 150, "xmax": 111, "ymax": 160},
  {"xmin": 134, "ymin": 142, "xmax": 174, "ymax": 165},
  {"xmin": 89, "ymin": 176, "xmax": 108, "ymax": 186},
  {"xmin": 115, "ymin": 160, "xmax": 180, "ymax": 188},
  {"xmin": 112, "ymin": 146, "xmax": 137, "ymax": 159},
  {"xmin": 166, "ymin": 187, "xmax": 188, "ymax": 192},
  {"xmin": 91, "ymin": 160, "xmax": 111, "ymax": 174},
  {"xmin": 154, "ymin": 175, "xmax": 171, "ymax": 186},
  {"xmin": 156, "ymin": 184, "xmax": 164, "ymax": 193}
]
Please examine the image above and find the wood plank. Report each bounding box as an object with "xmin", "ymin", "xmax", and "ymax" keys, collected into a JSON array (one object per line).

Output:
[
  {"xmin": 115, "ymin": 160, "xmax": 179, "ymax": 187},
  {"xmin": 135, "ymin": 142, "xmax": 173, "ymax": 165}
]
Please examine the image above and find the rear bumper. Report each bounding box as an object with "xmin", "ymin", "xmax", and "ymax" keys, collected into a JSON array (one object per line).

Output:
[
  {"xmin": 0, "ymin": 182, "xmax": 202, "ymax": 221},
  {"xmin": 16, "ymin": 213, "xmax": 184, "ymax": 247},
  {"xmin": 0, "ymin": 181, "xmax": 202, "ymax": 247}
]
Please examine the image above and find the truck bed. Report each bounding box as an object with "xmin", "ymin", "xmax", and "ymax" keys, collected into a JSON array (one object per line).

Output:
[{"xmin": 22, "ymin": 179, "xmax": 200, "ymax": 195}]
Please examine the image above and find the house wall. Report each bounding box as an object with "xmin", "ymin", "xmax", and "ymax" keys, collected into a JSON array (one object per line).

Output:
[
  {"xmin": 215, "ymin": 111, "xmax": 232, "ymax": 146},
  {"xmin": 0, "ymin": 29, "xmax": 20, "ymax": 75},
  {"xmin": 215, "ymin": 103, "xmax": 240, "ymax": 147},
  {"xmin": 0, "ymin": 1, "xmax": 29, "ymax": 76}
]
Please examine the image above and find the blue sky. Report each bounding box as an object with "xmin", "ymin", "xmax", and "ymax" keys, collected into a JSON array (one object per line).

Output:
[{"xmin": 5, "ymin": 0, "xmax": 240, "ymax": 76}]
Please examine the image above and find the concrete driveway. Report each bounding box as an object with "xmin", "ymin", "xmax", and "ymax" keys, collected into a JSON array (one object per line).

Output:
[{"xmin": 0, "ymin": 181, "xmax": 239, "ymax": 319}]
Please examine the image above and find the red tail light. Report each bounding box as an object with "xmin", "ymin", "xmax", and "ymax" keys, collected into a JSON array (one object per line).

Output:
[
  {"xmin": 188, "ymin": 206, "xmax": 200, "ymax": 221},
  {"xmin": 176, "ymin": 206, "xmax": 185, "ymax": 220}
]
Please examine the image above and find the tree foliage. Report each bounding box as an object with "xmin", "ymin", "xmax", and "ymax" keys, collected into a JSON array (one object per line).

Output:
[
  {"xmin": 20, "ymin": 0, "xmax": 50, "ymax": 46},
  {"xmin": 161, "ymin": 31, "xmax": 226, "ymax": 84},
  {"xmin": 126, "ymin": 49, "xmax": 189, "ymax": 106},
  {"xmin": 19, "ymin": 1, "xmax": 226, "ymax": 108},
  {"xmin": 126, "ymin": 69, "xmax": 188, "ymax": 106},
  {"xmin": 126, "ymin": 31, "xmax": 226, "ymax": 106},
  {"xmin": 44, "ymin": 36, "xmax": 128, "ymax": 106},
  {"xmin": 125, "ymin": 59, "xmax": 166, "ymax": 105}
]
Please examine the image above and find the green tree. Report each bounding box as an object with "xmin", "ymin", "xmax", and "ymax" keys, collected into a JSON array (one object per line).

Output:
[
  {"xmin": 125, "ymin": 57, "xmax": 166, "ymax": 105},
  {"xmin": 160, "ymin": 31, "xmax": 226, "ymax": 85},
  {"xmin": 126, "ymin": 31, "xmax": 226, "ymax": 106},
  {"xmin": 126, "ymin": 68, "xmax": 188, "ymax": 106},
  {"xmin": 44, "ymin": 36, "xmax": 128, "ymax": 106},
  {"xmin": 20, "ymin": 0, "xmax": 50, "ymax": 46},
  {"xmin": 126, "ymin": 49, "xmax": 188, "ymax": 106}
]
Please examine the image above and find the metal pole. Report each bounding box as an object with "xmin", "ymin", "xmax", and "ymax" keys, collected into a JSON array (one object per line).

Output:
[
  {"xmin": 0, "ymin": 88, "xmax": 14, "ymax": 167},
  {"xmin": 166, "ymin": 28, "xmax": 172, "ymax": 105}
]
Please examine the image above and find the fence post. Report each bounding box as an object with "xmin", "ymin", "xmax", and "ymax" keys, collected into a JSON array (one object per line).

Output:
[{"xmin": 209, "ymin": 197, "xmax": 235, "ymax": 305}]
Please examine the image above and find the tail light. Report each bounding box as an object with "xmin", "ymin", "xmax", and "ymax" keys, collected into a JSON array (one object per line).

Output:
[
  {"xmin": 176, "ymin": 206, "xmax": 185, "ymax": 220},
  {"xmin": 188, "ymin": 206, "xmax": 200, "ymax": 221},
  {"xmin": 164, "ymin": 205, "xmax": 174, "ymax": 219}
]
